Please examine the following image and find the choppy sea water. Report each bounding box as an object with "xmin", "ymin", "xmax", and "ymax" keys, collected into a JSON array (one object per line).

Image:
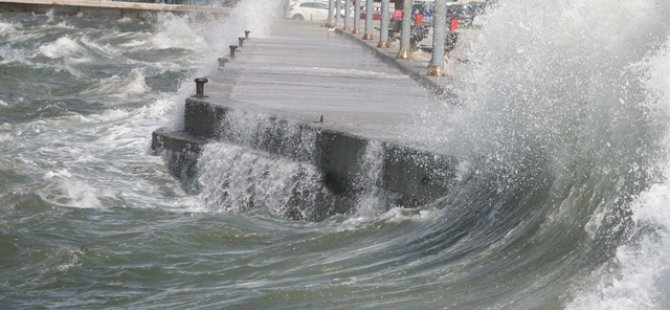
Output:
[{"xmin": 2, "ymin": 0, "xmax": 670, "ymax": 309}]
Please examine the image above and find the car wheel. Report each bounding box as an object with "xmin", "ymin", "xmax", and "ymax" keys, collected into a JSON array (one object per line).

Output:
[{"xmin": 292, "ymin": 14, "xmax": 304, "ymax": 21}]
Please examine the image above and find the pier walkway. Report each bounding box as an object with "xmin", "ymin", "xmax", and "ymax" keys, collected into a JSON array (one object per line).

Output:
[
  {"xmin": 203, "ymin": 19, "xmax": 444, "ymax": 143},
  {"xmin": 153, "ymin": 19, "xmax": 457, "ymax": 219}
]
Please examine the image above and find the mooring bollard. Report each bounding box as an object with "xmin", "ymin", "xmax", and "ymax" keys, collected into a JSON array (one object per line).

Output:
[
  {"xmin": 244, "ymin": 30, "xmax": 250, "ymax": 39},
  {"xmin": 217, "ymin": 57, "xmax": 229, "ymax": 68},
  {"xmin": 194, "ymin": 77, "xmax": 208, "ymax": 98},
  {"xmin": 238, "ymin": 37, "xmax": 245, "ymax": 47},
  {"xmin": 229, "ymin": 45, "xmax": 238, "ymax": 58}
]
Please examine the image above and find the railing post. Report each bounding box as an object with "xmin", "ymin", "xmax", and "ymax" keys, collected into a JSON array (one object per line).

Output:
[
  {"xmin": 327, "ymin": 0, "xmax": 335, "ymax": 26},
  {"xmin": 344, "ymin": 0, "xmax": 352, "ymax": 31},
  {"xmin": 428, "ymin": 0, "xmax": 447, "ymax": 76},
  {"xmin": 377, "ymin": 0, "xmax": 390, "ymax": 47},
  {"xmin": 397, "ymin": 0, "xmax": 412, "ymax": 59},
  {"xmin": 335, "ymin": 0, "xmax": 341, "ymax": 26},
  {"xmin": 353, "ymin": 0, "xmax": 361, "ymax": 34},
  {"xmin": 362, "ymin": 0, "xmax": 374, "ymax": 40}
]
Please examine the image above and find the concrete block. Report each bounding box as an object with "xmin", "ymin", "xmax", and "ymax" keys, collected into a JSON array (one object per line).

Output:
[{"xmin": 184, "ymin": 98, "xmax": 227, "ymax": 138}]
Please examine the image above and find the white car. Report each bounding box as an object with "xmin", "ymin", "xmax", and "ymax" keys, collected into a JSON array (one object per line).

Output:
[
  {"xmin": 286, "ymin": 0, "xmax": 350, "ymax": 21},
  {"xmin": 287, "ymin": 1, "xmax": 330, "ymax": 21}
]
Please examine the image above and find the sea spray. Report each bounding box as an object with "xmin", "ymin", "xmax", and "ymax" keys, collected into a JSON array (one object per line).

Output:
[
  {"xmin": 218, "ymin": 109, "xmax": 316, "ymax": 162},
  {"xmin": 429, "ymin": 0, "xmax": 670, "ymax": 308},
  {"xmin": 196, "ymin": 109, "xmax": 393, "ymax": 220},
  {"xmin": 197, "ymin": 109, "xmax": 332, "ymax": 220},
  {"xmin": 355, "ymin": 141, "xmax": 390, "ymax": 218},
  {"xmin": 197, "ymin": 142, "xmax": 332, "ymax": 220},
  {"xmin": 162, "ymin": 0, "xmax": 285, "ymax": 129},
  {"xmin": 567, "ymin": 35, "xmax": 670, "ymax": 310}
]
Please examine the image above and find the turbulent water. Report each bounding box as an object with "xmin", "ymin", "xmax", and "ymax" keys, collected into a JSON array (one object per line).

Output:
[{"xmin": 2, "ymin": 0, "xmax": 670, "ymax": 309}]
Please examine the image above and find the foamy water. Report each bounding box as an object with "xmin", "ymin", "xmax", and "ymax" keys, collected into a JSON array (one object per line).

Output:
[
  {"xmin": 2, "ymin": 0, "xmax": 670, "ymax": 309},
  {"xmin": 435, "ymin": 0, "xmax": 670, "ymax": 308}
]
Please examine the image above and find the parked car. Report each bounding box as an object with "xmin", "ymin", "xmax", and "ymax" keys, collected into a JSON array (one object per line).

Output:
[
  {"xmin": 286, "ymin": 1, "xmax": 330, "ymax": 21},
  {"xmin": 286, "ymin": 0, "xmax": 350, "ymax": 21}
]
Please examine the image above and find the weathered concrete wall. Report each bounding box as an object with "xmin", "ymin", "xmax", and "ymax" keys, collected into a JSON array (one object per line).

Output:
[
  {"xmin": 152, "ymin": 98, "xmax": 458, "ymax": 216},
  {"xmin": 149, "ymin": 20, "xmax": 459, "ymax": 220}
]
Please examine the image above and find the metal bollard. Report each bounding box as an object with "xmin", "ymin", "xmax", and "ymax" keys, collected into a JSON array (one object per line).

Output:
[
  {"xmin": 194, "ymin": 77, "xmax": 208, "ymax": 98},
  {"xmin": 229, "ymin": 45, "xmax": 238, "ymax": 58},
  {"xmin": 238, "ymin": 37, "xmax": 245, "ymax": 47},
  {"xmin": 245, "ymin": 30, "xmax": 250, "ymax": 39}
]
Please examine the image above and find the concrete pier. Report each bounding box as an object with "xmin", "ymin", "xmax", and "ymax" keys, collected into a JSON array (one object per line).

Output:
[{"xmin": 152, "ymin": 20, "xmax": 459, "ymax": 220}]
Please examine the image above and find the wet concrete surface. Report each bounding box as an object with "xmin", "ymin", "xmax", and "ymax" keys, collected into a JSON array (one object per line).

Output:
[
  {"xmin": 204, "ymin": 19, "xmax": 445, "ymax": 144},
  {"xmin": 153, "ymin": 19, "xmax": 460, "ymax": 217}
]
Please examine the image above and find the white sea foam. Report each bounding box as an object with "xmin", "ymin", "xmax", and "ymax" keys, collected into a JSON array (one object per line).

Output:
[
  {"xmin": 423, "ymin": 0, "xmax": 670, "ymax": 307},
  {"xmin": 379, "ymin": 207, "xmax": 441, "ymax": 224},
  {"xmin": 150, "ymin": 14, "xmax": 208, "ymax": 51},
  {"xmin": 568, "ymin": 37, "xmax": 670, "ymax": 310},
  {"xmin": 44, "ymin": 169, "xmax": 73, "ymax": 179},
  {"xmin": 38, "ymin": 36, "xmax": 86, "ymax": 60},
  {"xmin": 0, "ymin": 46, "xmax": 30, "ymax": 64},
  {"xmin": 0, "ymin": 21, "xmax": 19, "ymax": 36},
  {"xmin": 45, "ymin": 9, "xmax": 55, "ymax": 23},
  {"xmin": 197, "ymin": 142, "xmax": 326, "ymax": 218},
  {"xmin": 80, "ymin": 36, "xmax": 121, "ymax": 60},
  {"xmin": 354, "ymin": 141, "xmax": 388, "ymax": 218},
  {"xmin": 39, "ymin": 178, "xmax": 116, "ymax": 209},
  {"xmin": 117, "ymin": 16, "xmax": 132, "ymax": 24},
  {"xmin": 94, "ymin": 68, "xmax": 149, "ymax": 99}
]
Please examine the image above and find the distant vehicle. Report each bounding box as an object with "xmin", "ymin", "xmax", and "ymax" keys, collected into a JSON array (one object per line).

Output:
[
  {"xmin": 388, "ymin": 3, "xmax": 430, "ymax": 47},
  {"xmin": 444, "ymin": 1, "xmax": 490, "ymax": 51},
  {"xmin": 447, "ymin": 1, "xmax": 489, "ymax": 28},
  {"xmin": 286, "ymin": 1, "xmax": 330, "ymax": 21},
  {"xmin": 360, "ymin": 10, "xmax": 382, "ymax": 21},
  {"xmin": 286, "ymin": 0, "xmax": 350, "ymax": 21}
]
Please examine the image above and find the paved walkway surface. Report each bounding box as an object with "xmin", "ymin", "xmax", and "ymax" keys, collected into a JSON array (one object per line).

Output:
[{"xmin": 205, "ymin": 19, "xmax": 445, "ymax": 143}]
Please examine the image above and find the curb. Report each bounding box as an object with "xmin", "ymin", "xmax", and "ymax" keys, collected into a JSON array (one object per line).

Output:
[{"xmin": 333, "ymin": 28, "xmax": 452, "ymax": 97}]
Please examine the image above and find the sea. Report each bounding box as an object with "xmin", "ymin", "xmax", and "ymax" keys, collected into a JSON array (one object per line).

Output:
[{"xmin": 2, "ymin": 0, "xmax": 670, "ymax": 309}]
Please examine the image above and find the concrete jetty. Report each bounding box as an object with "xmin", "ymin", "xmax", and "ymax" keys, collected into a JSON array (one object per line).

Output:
[
  {"xmin": 152, "ymin": 20, "xmax": 459, "ymax": 220},
  {"xmin": 0, "ymin": 0, "xmax": 230, "ymax": 18}
]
